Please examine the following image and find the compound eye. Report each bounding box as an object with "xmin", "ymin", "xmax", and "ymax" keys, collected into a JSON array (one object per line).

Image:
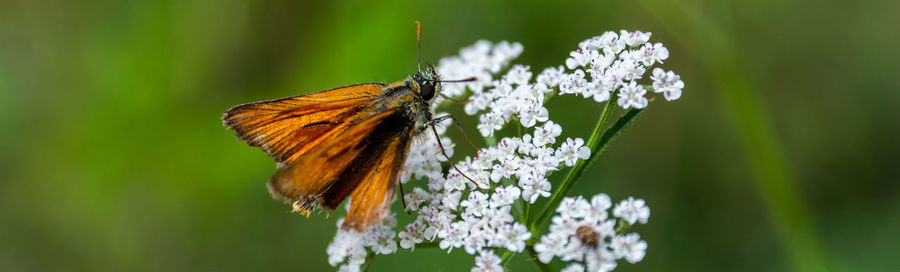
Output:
[{"xmin": 420, "ymin": 82, "xmax": 435, "ymax": 100}]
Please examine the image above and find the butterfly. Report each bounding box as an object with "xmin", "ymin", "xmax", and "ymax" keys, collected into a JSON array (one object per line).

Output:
[{"xmin": 222, "ymin": 22, "xmax": 475, "ymax": 231}]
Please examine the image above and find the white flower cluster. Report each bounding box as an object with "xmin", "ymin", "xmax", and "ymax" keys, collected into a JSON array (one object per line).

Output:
[
  {"xmin": 439, "ymin": 31, "xmax": 683, "ymax": 139},
  {"xmin": 402, "ymin": 129, "xmax": 581, "ymax": 254},
  {"xmin": 325, "ymin": 30, "xmax": 678, "ymax": 271},
  {"xmin": 437, "ymin": 40, "xmax": 524, "ymax": 98},
  {"xmin": 326, "ymin": 208, "xmax": 400, "ymax": 272},
  {"xmin": 534, "ymin": 194, "xmax": 650, "ymax": 272},
  {"xmin": 561, "ymin": 30, "xmax": 683, "ymax": 107}
]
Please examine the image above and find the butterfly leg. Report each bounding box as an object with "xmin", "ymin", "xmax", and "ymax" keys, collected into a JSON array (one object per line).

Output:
[
  {"xmin": 425, "ymin": 118, "xmax": 480, "ymax": 187},
  {"xmin": 431, "ymin": 114, "xmax": 481, "ymax": 152},
  {"xmin": 399, "ymin": 182, "xmax": 411, "ymax": 214}
]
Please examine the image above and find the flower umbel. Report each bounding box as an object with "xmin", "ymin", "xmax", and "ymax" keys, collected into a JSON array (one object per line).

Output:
[
  {"xmin": 534, "ymin": 194, "xmax": 649, "ymax": 270},
  {"xmin": 325, "ymin": 30, "xmax": 681, "ymax": 271}
]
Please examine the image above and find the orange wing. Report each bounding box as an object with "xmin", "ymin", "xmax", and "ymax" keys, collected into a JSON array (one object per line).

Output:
[
  {"xmin": 222, "ymin": 83, "xmax": 385, "ymax": 165},
  {"xmin": 268, "ymin": 109, "xmax": 415, "ymax": 231}
]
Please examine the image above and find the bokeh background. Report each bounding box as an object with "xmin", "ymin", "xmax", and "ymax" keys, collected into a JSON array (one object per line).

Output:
[{"xmin": 2, "ymin": 0, "xmax": 898, "ymax": 271}]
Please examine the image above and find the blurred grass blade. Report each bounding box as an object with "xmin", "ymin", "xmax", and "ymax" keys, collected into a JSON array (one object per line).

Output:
[{"xmin": 634, "ymin": 0, "xmax": 831, "ymax": 271}]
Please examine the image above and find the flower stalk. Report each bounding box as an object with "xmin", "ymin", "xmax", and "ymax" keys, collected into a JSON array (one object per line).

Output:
[
  {"xmin": 529, "ymin": 89, "xmax": 620, "ymax": 235},
  {"xmin": 526, "ymin": 245, "xmax": 555, "ymax": 272}
]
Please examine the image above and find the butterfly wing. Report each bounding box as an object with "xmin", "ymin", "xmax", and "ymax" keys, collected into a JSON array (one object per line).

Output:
[
  {"xmin": 222, "ymin": 83, "xmax": 385, "ymax": 165},
  {"xmin": 269, "ymin": 108, "xmax": 415, "ymax": 231}
]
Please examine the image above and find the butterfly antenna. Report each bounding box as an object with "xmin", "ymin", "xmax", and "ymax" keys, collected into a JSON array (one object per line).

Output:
[
  {"xmin": 437, "ymin": 76, "xmax": 477, "ymax": 83},
  {"xmin": 416, "ymin": 21, "xmax": 422, "ymax": 73},
  {"xmin": 433, "ymin": 77, "xmax": 478, "ymax": 105},
  {"xmin": 439, "ymin": 93, "xmax": 470, "ymax": 104}
]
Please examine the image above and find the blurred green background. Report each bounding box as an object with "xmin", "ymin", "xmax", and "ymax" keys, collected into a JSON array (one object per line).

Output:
[{"xmin": 2, "ymin": 0, "xmax": 898, "ymax": 271}]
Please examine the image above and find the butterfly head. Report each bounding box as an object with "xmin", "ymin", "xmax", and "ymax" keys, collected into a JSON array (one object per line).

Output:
[{"xmin": 408, "ymin": 65, "xmax": 441, "ymax": 101}]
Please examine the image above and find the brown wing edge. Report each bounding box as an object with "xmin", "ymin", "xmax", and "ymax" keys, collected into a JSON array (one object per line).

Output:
[
  {"xmin": 221, "ymin": 83, "xmax": 386, "ymax": 164},
  {"xmin": 222, "ymin": 82, "xmax": 384, "ymax": 131},
  {"xmin": 222, "ymin": 82, "xmax": 385, "ymax": 114}
]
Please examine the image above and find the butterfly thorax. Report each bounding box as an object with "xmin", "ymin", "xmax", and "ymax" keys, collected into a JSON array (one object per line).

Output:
[{"xmin": 379, "ymin": 66, "xmax": 441, "ymax": 132}]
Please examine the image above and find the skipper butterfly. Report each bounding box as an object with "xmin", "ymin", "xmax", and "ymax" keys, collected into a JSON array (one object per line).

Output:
[{"xmin": 223, "ymin": 22, "xmax": 475, "ymax": 231}]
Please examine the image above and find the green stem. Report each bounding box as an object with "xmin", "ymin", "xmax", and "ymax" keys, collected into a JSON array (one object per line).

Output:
[
  {"xmin": 544, "ymin": 90, "xmax": 558, "ymax": 106},
  {"xmin": 586, "ymin": 106, "xmax": 644, "ymax": 168},
  {"xmin": 526, "ymin": 245, "xmax": 556, "ymax": 272},
  {"xmin": 529, "ymin": 93, "xmax": 623, "ymax": 233},
  {"xmin": 518, "ymin": 120, "xmax": 531, "ymax": 222},
  {"xmin": 517, "ymin": 121, "xmax": 524, "ymax": 137},
  {"xmin": 523, "ymin": 106, "xmax": 643, "ymax": 270},
  {"xmin": 363, "ymin": 251, "xmax": 375, "ymax": 272},
  {"xmin": 500, "ymin": 251, "xmax": 514, "ymax": 265},
  {"xmin": 524, "ymin": 201, "xmax": 532, "ymax": 224},
  {"xmin": 417, "ymin": 242, "xmax": 440, "ymax": 249},
  {"xmin": 529, "ymin": 110, "xmax": 645, "ymax": 237}
]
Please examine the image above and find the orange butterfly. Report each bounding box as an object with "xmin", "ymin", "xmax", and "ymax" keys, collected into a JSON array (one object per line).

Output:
[{"xmin": 222, "ymin": 22, "xmax": 474, "ymax": 231}]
